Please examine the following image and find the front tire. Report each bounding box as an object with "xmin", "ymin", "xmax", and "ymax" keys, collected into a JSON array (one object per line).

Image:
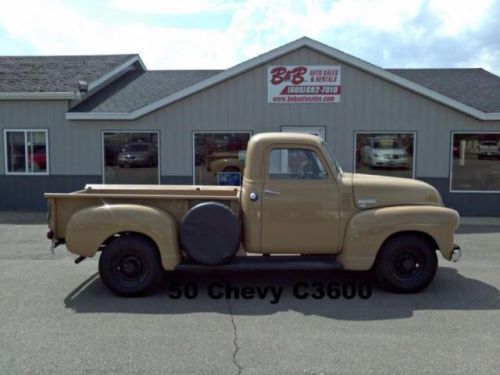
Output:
[
  {"xmin": 98, "ymin": 235, "xmax": 163, "ymax": 297},
  {"xmin": 374, "ymin": 234, "xmax": 438, "ymax": 293}
]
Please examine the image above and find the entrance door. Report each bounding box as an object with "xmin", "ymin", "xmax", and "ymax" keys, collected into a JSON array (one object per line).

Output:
[
  {"xmin": 281, "ymin": 126, "xmax": 326, "ymax": 140},
  {"xmin": 260, "ymin": 147, "xmax": 340, "ymax": 254}
]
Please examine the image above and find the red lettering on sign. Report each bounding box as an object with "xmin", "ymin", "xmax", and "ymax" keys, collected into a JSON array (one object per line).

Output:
[{"xmin": 270, "ymin": 66, "xmax": 307, "ymax": 85}]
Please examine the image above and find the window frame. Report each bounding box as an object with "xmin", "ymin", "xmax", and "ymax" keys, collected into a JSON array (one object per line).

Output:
[
  {"xmin": 192, "ymin": 130, "xmax": 253, "ymax": 185},
  {"xmin": 449, "ymin": 131, "xmax": 500, "ymax": 194},
  {"xmin": 101, "ymin": 130, "xmax": 161, "ymax": 184},
  {"xmin": 353, "ymin": 131, "xmax": 417, "ymax": 179},
  {"xmin": 3, "ymin": 128, "xmax": 49, "ymax": 176}
]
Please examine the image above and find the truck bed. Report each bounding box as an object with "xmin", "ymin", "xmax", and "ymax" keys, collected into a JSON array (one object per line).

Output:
[
  {"xmin": 46, "ymin": 184, "xmax": 241, "ymax": 200},
  {"xmin": 45, "ymin": 184, "xmax": 241, "ymax": 240}
]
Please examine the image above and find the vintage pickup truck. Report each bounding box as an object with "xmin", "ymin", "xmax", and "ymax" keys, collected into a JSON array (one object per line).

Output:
[{"xmin": 45, "ymin": 133, "xmax": 461, "ymax": 296}]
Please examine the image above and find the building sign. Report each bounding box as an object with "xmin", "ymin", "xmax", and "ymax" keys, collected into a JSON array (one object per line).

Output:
[{"xmin": 268, "ymin": 65, "xmax": 341, "ymax": 104}]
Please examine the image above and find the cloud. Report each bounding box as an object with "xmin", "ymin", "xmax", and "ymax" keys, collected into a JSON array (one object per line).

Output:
[
  {"xmin": 106, "ymin": 0, "xmax": 239, "ymax": 15},
  {"xmin": 0, "ymin": 0, "xmax": 235, "ymax": 68},
  {"xmin": 0, "ymin": 0, "xmax": 499, "ymax": 75},
  {"xmin": 222, "ymin": 0, "xmax": 500, "ymax": 73}
]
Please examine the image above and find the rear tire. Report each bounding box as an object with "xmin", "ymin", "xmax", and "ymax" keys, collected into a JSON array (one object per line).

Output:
[
  {"xmin": 98, "ymin": 235, "xmax": 163, "ymax": 297},
  {"xmin": 374, "ymin": 234, "xmax": 437, "ymax": 293}
]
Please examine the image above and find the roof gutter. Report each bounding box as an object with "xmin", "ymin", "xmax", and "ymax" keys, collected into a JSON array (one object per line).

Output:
[
  {"xmin": 66, "ymin": 112, "xmax": 135, "ymax": 120},
  {"xmin": 483, "ymin": 113, "xmax": 500, "ymax": 120},
  {"xmin": 1, "ymin": 92, "xmax": 78, "ymax": 100}
]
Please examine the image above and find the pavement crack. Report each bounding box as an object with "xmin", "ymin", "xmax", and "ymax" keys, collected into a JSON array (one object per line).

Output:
[{"xmin": 226, "ymin": 300, "xmax": 243, "ymax": 375}]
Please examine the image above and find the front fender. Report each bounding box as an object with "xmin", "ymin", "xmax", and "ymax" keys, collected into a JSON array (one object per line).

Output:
[
  {"xmin": 65, "ymin": 204, "xmax": 181, "ymax": 270},
  {"xmin": 337, "ymin": 205, "xmax": 459, "ymax": 270}
]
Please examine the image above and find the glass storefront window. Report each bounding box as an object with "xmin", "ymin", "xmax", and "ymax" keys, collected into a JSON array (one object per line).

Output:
[
  {"xmin": 4, "ymin": 130, "xmax": 48, "ymax": 174},
  {"xmin": 354, "ymin": 132, "xmax": 415, "ymax": 178},
  {"xmin": 103, "ymin": 132, "xmax": 159, "ymax": 184},
  {"xmin": 451, "ymin": 133, "xmax": 500, "ymax": 191},
  {"xmin": 193, "ymin": 132, "xmax": 251, "ymax": 185}
]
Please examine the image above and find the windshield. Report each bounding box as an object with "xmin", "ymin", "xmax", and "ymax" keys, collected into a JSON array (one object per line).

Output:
[
  {"xmin": 320, "ymin": 141, "xmax": 343, "ymax": 176},
  {"xmin": 123, "ymin": 144, "xmax": 149, "ymax": 152},
  {"xmin": 373, "ymin": 139, "xmax": 403, "ymax": 149}
]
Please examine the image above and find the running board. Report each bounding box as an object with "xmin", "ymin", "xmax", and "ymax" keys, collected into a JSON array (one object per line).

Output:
[{"xmin": 175, "ymin": 256, "xmax": 343, "ymax": 271}]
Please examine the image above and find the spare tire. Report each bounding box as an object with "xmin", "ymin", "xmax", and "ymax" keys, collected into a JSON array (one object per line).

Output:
[{"xmin": 179, "ymin": 202, "xmax": 241, "ymax": 265}]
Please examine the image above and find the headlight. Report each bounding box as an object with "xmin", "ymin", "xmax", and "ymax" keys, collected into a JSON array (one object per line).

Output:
[{"xmin": 373, "ymin": 152, "xmax": 382, "ymax": 158}]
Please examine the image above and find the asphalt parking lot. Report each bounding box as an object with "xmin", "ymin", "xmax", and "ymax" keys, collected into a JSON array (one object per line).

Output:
[{"xmin": 0, "ymin": 212, "xmax": 499, "ymax": 374}]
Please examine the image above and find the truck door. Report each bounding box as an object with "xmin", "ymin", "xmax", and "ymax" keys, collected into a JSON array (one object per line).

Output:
[{"xmin": 261, "ymin": 147, "xmax": 340, "ymax": 254}]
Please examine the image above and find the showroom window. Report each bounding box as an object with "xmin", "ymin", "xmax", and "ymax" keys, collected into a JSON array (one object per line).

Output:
[
  {"xmin": 354, "ymin": 132, "xmax": 415, "ymax": 178},
  {"xmin": 4, "ymin": 129, "xmax": 48, "ymax": 175},
  {"xmin": 103, "ymin": 132, "xmax": 159, "ymax": 184},
  {"xmin": 450, "ymin": 132, "xmax": 500, "ymax": 192},
  {"xmin": 193, "ymin": 132, "xmax": 251, "ymax": 185},
  {"xmin": 268, "ymin": 148, "xmax": 328, "ymax": 180}
]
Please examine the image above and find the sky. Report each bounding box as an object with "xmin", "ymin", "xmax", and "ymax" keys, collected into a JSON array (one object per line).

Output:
[{"xmin": 0, "ymin": 0, "xmax": 499, "ymax": 75}]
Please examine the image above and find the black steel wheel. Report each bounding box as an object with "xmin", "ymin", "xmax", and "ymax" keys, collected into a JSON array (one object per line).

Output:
[
  {"xmin": 375, "ymin": 233, "xmax": 438, "ymax": 293},
  {"xmin": 98, "ymin": 235, "xmax": 163, "ymax": 297}
]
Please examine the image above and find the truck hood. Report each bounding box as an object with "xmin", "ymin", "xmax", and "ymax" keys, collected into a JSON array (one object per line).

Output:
[{"xmin": 349, "ymin": 173, "xmax": 442, "ymax": 209}]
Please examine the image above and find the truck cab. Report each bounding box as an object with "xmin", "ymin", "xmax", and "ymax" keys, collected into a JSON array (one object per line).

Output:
[{"xmin": 242, "ymin": 133, "xmax": 342, "ymax": 254}]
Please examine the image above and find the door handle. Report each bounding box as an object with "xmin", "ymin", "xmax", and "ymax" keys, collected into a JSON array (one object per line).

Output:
[{"xmin": 264, "ymin": 188, "xmax": 281, "ymax": 195}]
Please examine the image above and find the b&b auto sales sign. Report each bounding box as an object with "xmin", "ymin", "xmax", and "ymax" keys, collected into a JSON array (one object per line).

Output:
[{"xmin": 268, "ymin": 65, "xmax": 341, "ymax": 104}]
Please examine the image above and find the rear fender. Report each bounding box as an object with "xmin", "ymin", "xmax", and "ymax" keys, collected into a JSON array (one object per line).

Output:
[
  {"xmin": 65, "ymin": 204, "xmax": 181, "ymax": 270},
  {"xmin": 337, "ymin": 205, "xmax": 459, "ymax": 270}
]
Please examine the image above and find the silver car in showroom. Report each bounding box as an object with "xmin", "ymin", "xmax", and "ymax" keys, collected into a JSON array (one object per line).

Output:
[
  {"xmin": 362, "ymin": 136, "xmax": 410, "ymax": 169},
  {"xmin": 117, "ymin": 142, "xmax": 158, "ymax": 167}
]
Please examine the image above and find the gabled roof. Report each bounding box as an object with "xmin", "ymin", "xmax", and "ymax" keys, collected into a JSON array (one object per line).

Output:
[
  {"xmin": 0, "ymin": 54, "xmax": 144, "ymax": 99},
  {"xmin": 388, "ymin": 68, "xmax": 500, "ymax": 113},
  {"xmin": 69, "ymin": 70, "xmax": 221, "ymax": 113},
  {"xmin": 66, "ymin": 37, "xmax": 500, "ymax": 121}
]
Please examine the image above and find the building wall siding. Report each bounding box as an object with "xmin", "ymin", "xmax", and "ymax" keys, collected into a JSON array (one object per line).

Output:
[
  {"xmin": 421, "ymin": 178, "xmax": 500, "ymax": 216},
  {"xmin": 0, "ymin": 175, "xmax": 101, "ymax": 210}
]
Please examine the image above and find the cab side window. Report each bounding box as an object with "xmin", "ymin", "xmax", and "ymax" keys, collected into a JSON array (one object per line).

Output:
[{"xmin": 268, "ymin": 148, "xmax": 328, "ymax": 180}]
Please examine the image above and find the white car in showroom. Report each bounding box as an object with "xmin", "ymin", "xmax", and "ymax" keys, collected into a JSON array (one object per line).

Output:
[{"xmin": 362, "ymin": 136, "xmax": 410, "ymax": 169}]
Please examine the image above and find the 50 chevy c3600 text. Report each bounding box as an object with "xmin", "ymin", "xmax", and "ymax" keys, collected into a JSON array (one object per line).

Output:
[{"xmin": 45, "ymin": 133, "xmax": 461, "ymax": 296}]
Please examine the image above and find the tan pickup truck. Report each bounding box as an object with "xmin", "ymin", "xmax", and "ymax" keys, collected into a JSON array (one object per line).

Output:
[{"xmin": 45, "ymin": 133, "xmax": 461, "ymax": 296}]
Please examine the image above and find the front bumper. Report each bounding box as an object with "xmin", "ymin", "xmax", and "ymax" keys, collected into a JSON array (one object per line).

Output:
[
  {"xmin": 118, "ymin": 158, "xmax": 147, "ymax": 166},
  {"xmin": 451, "ymin": 244, "xmax": 462, "ymax": 262},
  {"xmin": 372, "ymin": 158, "xmax": 409, "ymax": 168},
  {"xmin": 479, "ymin": 152, "xmax": 500, "ymax": 158}
]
